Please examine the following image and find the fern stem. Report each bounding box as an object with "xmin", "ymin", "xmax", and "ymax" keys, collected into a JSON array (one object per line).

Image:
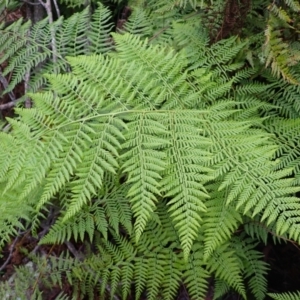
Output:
[
  {"xmin": 0, "ymin": 67, "xmax": 16, "ymax": 108},
  {"xmin": 0, "ymin": 228, "xmax": 22, "ymax": 272},
  {"xmin": 24, "ymin": 71, "xmax": 32, "ymax": 108},
  {"xmin": 52, "ymin": 0, "xmax": 60, "ymax": 18},
  {"xmin": 39, "ymin": 0, "xmax": 57, "ymax": 64}
]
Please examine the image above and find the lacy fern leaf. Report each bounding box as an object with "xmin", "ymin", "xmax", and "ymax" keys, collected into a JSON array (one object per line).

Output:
[{"xmin": 1, "ymin": 3, "xmax": 300, "ymax": 298}]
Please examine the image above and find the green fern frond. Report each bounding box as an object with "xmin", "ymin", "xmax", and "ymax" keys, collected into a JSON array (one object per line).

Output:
[
  {"xmin": 0, "ymin": 18, "xmax": 52, "ymax": 95},
  {"xmin": 266, "ymin": 118, "xmax": 300, "ymax": 175},
  {"xmin": 146, "ymin": 256, "xmax": 166, "ymax": 300},
  {"xmin": 0, "ymin": 132, "xmax": 14, "ymax": 181},
  {"xmin": 15, "ymin": 94, "xmax": 69, "ymax": 201},
  {"xmin": 213, "ymin": 279, "xmax": 230, "ymax": 300},
  {"xmin": 207, "ymin": 243, "xmax": 246, "ymax": 298},
  {"xmin": 263, "ymin": 12, "xmax": 300, "ymax": 84},
  {"xmin": 1, "ymin": 7, "xmax": 300, "ymax": 298},
  {"xmin": 122, "ymin": 6, "xmax": 153, "ymax": 37},
  {"xmin": 122, "ymin": 113, "xmax": 167, "ymax": 242},
  {"xmin": 268, "ymin": 291, "xmax": 300, "ymax": 300},
  {"xmin": 67, "ymin": 116, "xmax": 124, "ymax": 220},
  {"xmin": 131, "ymin": 257, "xmax": 148, "ymax": 299},
  {"xmin": 41, "ymin": 172, "xmax": 128, "ymax": 240},
  {"xmin": 244, "ymin": 216, "xmax": 270, "ymax": 244},
  {"xmin": 0, "ymin": 195, "xmax": 29, "ymax": 250},
  {"xmin": 172, "ymin": 21, "xmax": 209, "ymax": 68},
  {"xmin": 269, "ymin": 4, "xmax": 292, "ymax": 23},
  {"xmin": 283, "ymin": 0, "xmax": 300, "ymax": 11},
  {"xmin": 160, "ymin": 251, "xmax": 182, "ymax": 300},
  {"xmin": 0, "ymin": 4, "xmax": 113, "ymax": 101},
  {"xmin": 102, "ymin": 183, "xmax": 133, "ymax": 235},
  {"xmin": 183, "ymin": 243, "xmax": 209, "ymax": 299},
  {"xmin": 1, "ymin": 118, "xmax": 38, "ymax": 193},
  {"xmin": 203, "ymin": 190, "xmax": 242, "ymax": 261},
  {"xmin": 231, "ymin": 237, "xmax": 269, "ymax": 300},
  {"xmin": 85, "ymin": 3, "xmax": 114, "ymax": 54},
  {"xmin": 41, "ymin": 201, "xmax": 108, "ymax": 244},
  {"xmin": 161, "ymin": 111, "xmax": 212, "ymax": 259},
  {"xmin": 209, "ymin": 36, "xmax": 247, "ymax": 68},
  {"xmin": 113, "ymin": 33, "xmax": 190, "ymax": 109},
  {"xmin": 148, "ymin": 0, "xmax": 199, "ymax": 13},
  {"xmin": 38, "ymin": 122, "xmax": 88, "ymax": 208}
]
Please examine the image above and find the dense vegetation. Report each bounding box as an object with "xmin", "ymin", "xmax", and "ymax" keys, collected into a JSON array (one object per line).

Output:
[{"xmin": 0, "ymin": 0, "xmax": 300, "ymax": 299}]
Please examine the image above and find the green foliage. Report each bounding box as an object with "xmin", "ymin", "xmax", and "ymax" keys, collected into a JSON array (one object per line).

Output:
[
  {"xmin": 268, "ymin": 291, "xmax": 300, "ymax": 300},
  {"xmin": 0, "ymin": 0, "xmax": 300, "ymax": 299},
  {"xmin": 263, "ymin": 0, "xmax": 300, "ymax": 83},
  {"xmin": 0, "ymin": 3, "xmax": 113, "ymax": 99}
]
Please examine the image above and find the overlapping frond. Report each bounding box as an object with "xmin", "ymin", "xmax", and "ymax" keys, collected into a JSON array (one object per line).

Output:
[
  {"xmin": 263, "ymin": 6, "xmax": 300, "ymax": 84},
  {"xmin": 202, "ymin": 189, "xmax": 242, "ymax": 261},
  {"xmin": 266, "ymin": 118, "xmax": 300, "ymax": 175},
  {"xmin": 122, "ymin": 6, "xmax": 153, "ymax": 37},
  {"xmin": 231, "ymin": 237, "xmax": 269, "ymax": 300},
  {"xmin": 207, "ymin": 243, "xmax": 246, "ymax": 298},
  {"xmin": 0, "ymin": 3, "xmax": 113, "ymax": 100}
]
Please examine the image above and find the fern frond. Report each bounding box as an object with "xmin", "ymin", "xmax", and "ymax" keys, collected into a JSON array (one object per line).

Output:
[
  {"xmin": 172, "ymin": 21, "xmax": 209, "ymax": 69},
  {"xmin": 266, "ymin": 118, "xmax": 300, "ymax": 175},
  {"xmin": 1, "ymin": 119, "xmax": 37, "ymax": 192},
  {"xmin": 203, "ymin": 189, "xmax": 242, "ymax": 261},
  {"xmin": 122, "ymin": 6, "xmax": 153, "ymax": 37},
  {"xmin": 160, "ymin": 250, "xmax": 182, "ymax": 300},
  {"xmin": 0, "ymin": 191, "xmax": 30, "ymax": 250},
  {"xmin": 161, "ymin": 111, "xmax": 212, "ymax": 259},
  {"xmin": 207, "ymin": 243, "xmax": 246, "ymax": 298},
  {"xmin": 41, "ymin": 201, "xmax": 108, "ymax": 244},
  {"xmin": 147, "ymin": 0, "xmax": 190, "ymax": 13},
  {"xmin": 15, "ymin": 93, "xmax": 69, "ymax": 201},
  {"xmin": 86, "ymin": 3, "xmax": 114, "ymax": 54},
  {"xmin": 209, "ymin": 36, "xmax": 247, "ymax": 68},
  {"xmin": 122, "ymin": 113, "xmax": 167, "ymax": 242},
  {"xmin": 37, "ymin": 122, "xmax": 88, "ymax": 209},
  {"xmin": 268, "ymin": 291, "xmax": 300, "ymax": 300},
  {"xmin": 1, "ymin": 10, "xmax": 300, "ymax": 298},
  {"xmin": 0, "ymin": 132, "xmax": 14, "ymax": 181},
  {"xmin": 102, "ymin": 183, "xmax": 133, "ymax": 235},
  {"xmin": 231, "ymin": 237, "xmax": 269, "ymax": 300},
  {"xmin": 244, "ymin": 216, "xmax": 270, "ymax": 244},
  {"xmin": 0, "ymin": 4, "xmax": 113, "ymax": 101},
  {"xmin": 146, "ymin": 256, "xmax": 166, "ymax": 300},
  {"xmin": 263, "ymin": 12, "xmax": 300, "ymax": 84},
  {"xmin": 213, "ymin": 278, "xmax": 230, "ymax": 300},
  {"xmin": 269, "ymin": 4, "xmax": 292, "ymax": 23},
  {"xmin": 113, "ymin": 33, "xmax": 190, "ymax": 109},
  {"xmin": 183, "ymin": 243, "xmax": 209, "ymax": 299},
  {"xmin": 133, "ymin": 257, "xmax": 148, "ymax": 299},
  {"xmin": 67, "ymin": 116, "xmax": 124, "ymax": 220},
  {"xmin": 283, "ymin": 0, "xmax": 300, "ymax": 12}
]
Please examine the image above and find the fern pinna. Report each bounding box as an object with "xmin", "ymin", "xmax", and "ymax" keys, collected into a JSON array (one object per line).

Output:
[{"xmin": 0, "ymin": 0, "xmax": 300, "ymax": 299}]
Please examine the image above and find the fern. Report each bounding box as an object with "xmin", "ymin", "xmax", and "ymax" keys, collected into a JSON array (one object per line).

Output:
[
  {"xmin": 232, "ymin": 237, "xmax": 269, "ymax": 300},
  {"xmin": 202, "ymin": 189, "xmax": 243, "ymax": 261},
  {"xmin": 1, "ymin": 1, "xmax": 300, "ymax": 299},
  {"xmin": 268, "ymin": 291, "xmax": 300, "ymax": 300},
  {"xmin": 0, "ymin": 3, "xmax": 113, "ymax": 100},
  {"xmin": 263, "ymin": 6, "xmax": 300, "ymax": 83}
]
